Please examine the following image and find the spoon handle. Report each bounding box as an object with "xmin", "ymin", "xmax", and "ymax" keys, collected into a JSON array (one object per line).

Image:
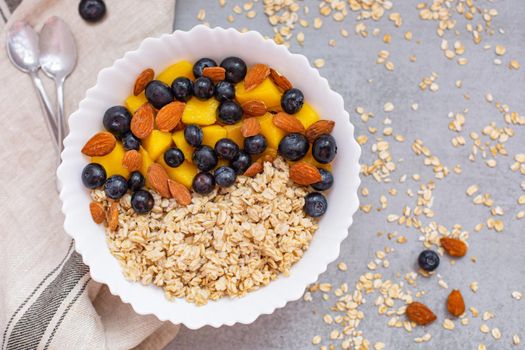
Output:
[
  {"xmin": 56, "ymin": 77, "xmax": 67, "ymax": 153},
  {"xmin": 29, "ymin": 71, "xmax": 59, "ymax": 152}
]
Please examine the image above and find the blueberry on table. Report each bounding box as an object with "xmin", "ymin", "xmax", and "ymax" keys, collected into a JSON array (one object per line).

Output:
[
  {"xmin": 281, "ymin": 88, "xmax": 304, "ymax": 114},
  {"xmin": 312, "ymin": 134, "xmax": 337, "ymax": 164},
  {"xmin": 311, "ymin": 169, "xmax": 334, "ymax": 191},
  {"xmin": 244, "ymin": 134, "xmax": 267, "ymax": 155},
  {"xmin": 192, "ymin": 145, "xmax": 218, "ymax": 172},
  {"xmin": 184, "ymin": 124, "xmax": 203, "ymax": 147},
  {"xmin": 79, "ymin": 0, "xmax": 106, "ymax": 23},
  {"xmin": 131, "ymin": 190, "xmax": 154, "ymax": 214},
  {"xmin": 145, "ymin": 80, "xmax": 174, "ymax": 109},
  {"xmin": 121, "ymin": 132, "xmax": 140, "ymax": 151},
  {"xmin": 171, "ymin": 77, "xmax": 193, "ymax": 102},
  {"xmin": 278, "ymin": 133, "xmax": 309, "ymax": 161},
  {"xmin": 164, "ymin": 147, "xmax": 185, "ymax": 167},
  {"xmin": 215, "ymin": 81, "xmax": 235, "ymax": 102},
  {"xmin": 220, "ymin": 57, "xmax": 247, "ymax": 83},
  {"xmin": 214, "ymin": 166, "xmax": 237, "ymax": 187},
  {"xmin": 418, "ymin": 250, "xmax": 440, "ymax": 272},
  {"xmin": 104, "ymin": 175, "xmax": 128, "ymax": 200},
  {"xmin": 193, "ymin": 77, "xmax": 215, "ymax": 100},
  {"xmin": 217, "ymin": 100, "xmax": 243, "ymax": 124},
  {"xmin": 193, "ymin": 58, "xmax": 217, "ymax": 78},
  {"xmin": 81, "ymin": 163, "xmax": 106, "ymax": 189},
  {"xmin": 103, "ymin": 106, "xmax": 131, "ymax": 138},
  {"xmin": 192, "ymin": 172, "xmax": 215, "ymax": 195},
  {"xmin": 215, "ymin": 138, "xmax": 239, "ymax": 160},
  {"xmin": 128, "ymin": 171, "xmax": 145, "ymax": 191},
  {"xmin": 230, "ymin": 151, "xmax": 252, "ymax": 175},
  {"xmin": 304, "ymin": 192, "xmax": 328, "ymax": 217}
]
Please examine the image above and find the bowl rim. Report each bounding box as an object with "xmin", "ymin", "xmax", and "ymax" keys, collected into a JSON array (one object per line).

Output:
[{"xmin": 57, "ymin": 25, "xmax": 361, "ymax": 329}]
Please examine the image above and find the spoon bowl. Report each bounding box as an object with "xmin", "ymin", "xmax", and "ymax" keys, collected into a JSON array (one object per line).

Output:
[
  {"xmin": 6, "ymin": 21, "xmax": 40, "ymax": 74},
  {"xmin": 39, "ymin": 16, "xmax": 77, "ymax": 81}
]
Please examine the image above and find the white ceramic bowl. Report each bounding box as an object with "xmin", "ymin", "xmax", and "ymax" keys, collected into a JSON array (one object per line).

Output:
[{"xmin": 57, "ymin": 25, "xmax": 361, "ymax": 329}]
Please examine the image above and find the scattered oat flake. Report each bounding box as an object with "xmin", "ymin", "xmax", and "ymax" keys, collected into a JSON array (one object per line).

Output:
[
  {"xmin": 312, "ymin": 335, "xmax": 322, "ymax": 345},
  {"xmin": 314, "ymin": 58, "xmax": 325, "ymax": 68},
  {"xmin": 512, "ymin": 291, "xmax": 523, "ymax": 300}
]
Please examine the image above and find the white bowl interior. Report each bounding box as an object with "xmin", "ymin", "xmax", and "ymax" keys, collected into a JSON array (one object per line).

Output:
[{"xmin": 58, "ymin": 25, "xmax": 361, "ymax": 329}]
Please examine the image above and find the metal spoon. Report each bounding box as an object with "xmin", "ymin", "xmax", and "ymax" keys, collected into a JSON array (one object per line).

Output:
[
  {"xmin": 39, "ymin": 16, "xmax": 77, "ymax": 153},
  {"xmin": 6, "ymin": 20, "xmax": 59, "ymax": 150}
]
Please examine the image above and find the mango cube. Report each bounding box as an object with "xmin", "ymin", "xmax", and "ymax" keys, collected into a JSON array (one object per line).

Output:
[
  {"xmin": 235, "ymin": 78, "xmax": 282, "ymax": 109},
  {"xmin": 172, "ymin": 130, "xmax": 194, "ymax": 162},
  {"xmin": 223, "ymin": 122, "xmax": 244, "ymax": 147},
  {"xmin": 91, "ymin": 142, "xmax": 129, "ymax": 179},
  {"xmin": 255, "ymin": 147, "xmax": 277, "ymax": 161},
  {"xmin": 296, "ymin": 102, "xmax": 320, "ymax": 129},
  {"xmin": 159, "ymin": 158, "xmax": 198, "ymax": 189},
  {"xmin": 182, "ymin": 97, "xmax": 219, "ymax": 126},
  {"xmin": 202, "ymin": 125, "xmax": 227, "ymax": 148},
  {"xmin": 125, "ymin": 92, "xmax": 147, "ymax": 114},
  {"xmin": 139, "ymin": 147, "xmax": 154, "ymax": 186},
  {"xmin": 215, "ymin": 159, "xmax": 229, "ymax": 169},
  {"xmin": 156, "ymin": 60, "xmax": 194, "ymax": 85},
  {"xmin": 142, "ymin": 130, "xmax": 173, "ymax": 161},
  {"xmin": 257, "ymin": 113, "xmax": 286, "ymax": 150}
]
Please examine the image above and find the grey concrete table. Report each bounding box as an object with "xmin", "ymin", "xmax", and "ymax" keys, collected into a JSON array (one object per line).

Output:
[{"xmin": 168, "ymin": 1, "xmax": 525, "ymax": 349}]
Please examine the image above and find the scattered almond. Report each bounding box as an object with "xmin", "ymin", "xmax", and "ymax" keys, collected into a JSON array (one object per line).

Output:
[
  {"xmin": 107, "ymin": 202, "xmax": 119, "ymax": 232},
  {"xmin": 242, "ymin": 100, "xmax": 267, "ymax": 116},
  {"xmin": 244, "ymin": 161, "xmax": 263, "ymax": 177},
  {"xmin": 244, "ymin": 63, "xmax": 270, "ymax": 91},
  {"xmin": 156, "ymin": 101, "xmax": 185, "ymax": 132},
  {"xmin": 133, "ymin": 68, "xmax": 154, "ymax": 96},
  {"xmin": 202, "ymin": 66, "xmax": 226, "ymax": 81},
  {"xmin": 447, "ymin": 290, "xmax": 466, "ymax": 317},
  {"xmin": 273, "ymin": 112, "xmax": 306, "ymax": 134},
  {"xmin": 122, "ymin": 150, "xmax": 142, "ymax": 172},
  {"xmin": 131, "ymin": 103, "xmax": 155, "ymax": 139},
  {"xmin": 241, "ymin": 117, "xmax": 261, "ymax": 137},
  {"xmin": 406, "ymin": 302, "xmax": 437, "ymax": 325},
  {"xmin": 147, "ymin": 163, "xmax": 170, "ymax": 198},
  {"xmin": 168, "ymin": 179, "xmax": 192, "ymax": 206},
  {"xmin": 89, "ymin": 202, "xmax": 105, "ymax": 224},
  {"xmin": 306, "ymin": 120, "xmax": 336, "ymax": 142},
  {"xmin": 81, "ymin": 132, "xmax": 116, "ymax": 157},
  {"xmin": 289, "ymin": 162, "xmax": 322, "ymax": 185},
  {"xmin": 269, "ymin": 68, "xmax": 293, "ymax": 90},
  {"xmin": 440, "ymin": 237, "xmax": 468, "ymax": 257}
]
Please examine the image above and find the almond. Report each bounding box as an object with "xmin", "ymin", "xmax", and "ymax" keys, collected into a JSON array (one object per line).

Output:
[
  {"xmin": 406, "ymin": 302, "xmax": 437, "ymax": 325},
  {"xmin": 306, "ymin": 120, "xmax": 336, "ymax": 143},
  {"xmin": 131, "ymin": 103, "xmax": 155, "ymax": 139},
  {"xmin": 168, "ymin": 179, "xmax": 192, "ymax": 206},
  {"xmin": 133, "ymin": 68, "xmax": 154, "ymax": 96},
  {"xmin": 122, "ymin": 150, "xmax": 142, "ymax": 172},
  {"xmin": 440, "ymin": 237, "xmax": 467, "ymax": 257},
  {"xmin": 89, "ymin": 202, "xmax": 105, "ymax": 224},
  {"xmin": 156, "ymin": 101, "xmax": 185, "ymax": 132},
  {"xmin": 241, "ymin": 100, "xmax": 267, "ymax": 116},
  {"xmin": 107, "ymin": 202, "xmax": 119, "ymax": 232},
  {"xmin": 269, "ymin": 68, "xmax": 293, "ymax": 91},
  {"xmin": 202, "ymin": 66, "xmax": 226, "ymax": 81},
  {"xmin": 272, "ymin": 112, "xmax": 306, "ymax": 134},
  {"xmin": 241, "ymin": 117, "xmax": 261, "ymax": 137},
  {"xmin": 244, "ymin": 161, "xmax": 263, "ymax": 177},
  {"xmin": 147, "ymin": 163, "xmax": 170, "ymax": 198},
  {"xmin": 263, "ymin": 154, "xmax": 275, "ymax": 163},
  {"xmin": 447, "ymin": 290, "xmax": 465, "ymax": 317},
  {"xmin": 289, "ymin": 162, "xmax": 322, "ymax": 185},
  {"xmin": 244, "ymin": 63, "xmax": 270, "ymax": 91},
  {"xmin": 81, "ymin": 132, "xmax": 116, "ymax": 157}
]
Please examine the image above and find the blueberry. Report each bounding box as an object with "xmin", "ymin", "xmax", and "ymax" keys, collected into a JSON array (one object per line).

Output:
[
  {"xmin": 192, "ymin": 172, "xmax": 215, "ymax": 195},
  {"xmin": 215, "ymin": 81, "xmax": 235, "ymax": 102},
  {"xmin": 214, "ymin": 166, "xmax": 237, "ymax": 187},
  {"xmin": 78, "ymin": 0, "xmax": 106, "ymax": 22},
  {"xmin": 230, "ymin": 151, "xmax": 252, "ymax": 175},
  {"xmin": 164, "ymin": 147, "xmax": 185, "ymax": 167},
  {"xmin": 217, "ymin": 100, "xmax": 243, "ymax": 124},
  {"xmin": 192, "ymin": 145, "xmax": 218, "ymax": 171},
  {"xmin": 128, "ymin": 171, "xmax": 145, "ymax": 191},
  {"xmin": 244, "ymin": 134, "xmax": 267, "ymax": 155},
  {"xmin": 184, "ymin": 124, "xmax": 203, "ymax": 147},
  {"xmin": 281, "ymin": 88, "xmax": 304, "ymax": 114},
  {"xmin": 304, "ymin": 192, "xmax": 328, "ymax": 217},
  {"xmin": 312, "ymin": 169, "xmax": 334, "ymax": 191},
  {"xmin": 145, "ymin": 80, "xmax": 174, "ymax": 109},
  {"xmin": 278, "ymin": 133, "xmax": 309, "ymax": 161},
  {"xmin": 214, "ymin": 138, "xmax": 239, "ymax": 160},
  {"xmin": 131, "ymin": 190, "xmax": 154, "ymax": 214},
  {"xmin": 81, "ymin": 163, "xmax": 106, "ymax": 189},
  {"xmin": 104, "ymin": 175, "xmax": 128, "ymax": 200},
  {"xmin": 418, "ymin": 250, "xmax": 440, "ymax": 272},
  {"xmin": 171, "ymin": 77, "xmax": 193, "ymax": 102},
  {"xmin": 312, "ymin": 134, "xmax": 337, "ymax": 164},
  {"xmin": 122, "ymin": 132, "xmax": 140, "ymax": 151},
  {"xmin": 220, "ymin": 56, "xmax": 247, "ymax": 83},
  {"xmin": 193, "ymin": 58, "xmax": 217, "ymax": 78},
  {"xmin": 103, "ymin": 106, "xmax": 131, "ymax": 138},
  {"xmin": 193, "ymin": 77, "xmax": 215, "ymax": 100}
]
